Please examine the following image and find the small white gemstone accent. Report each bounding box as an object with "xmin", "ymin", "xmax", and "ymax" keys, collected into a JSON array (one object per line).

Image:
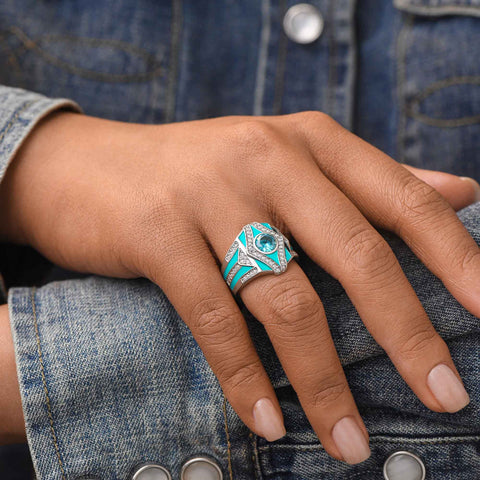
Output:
[
  {"xmin": 226, "ymin": 263, "xmax": 241, "ymax": 285},
  {"xmin": 224, "ymin": 240, "xmax": 238, "ymax": 262}
]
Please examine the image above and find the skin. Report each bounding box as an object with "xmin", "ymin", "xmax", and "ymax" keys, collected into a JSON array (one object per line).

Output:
[
  {"xmin": 0, "ymin": 304, "xmax": 24, "ymax": 443},
  {"xmin": 0, "ymin": 110, "xmax": 479, "ymax": 459}
]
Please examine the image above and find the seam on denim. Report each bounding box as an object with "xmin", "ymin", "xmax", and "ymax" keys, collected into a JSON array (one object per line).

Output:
[
  {"xmin": 257, "ymin": 434, "xmax": 480, "ymax": 452},
  {"xmin": 326, "ymin": 0, "xmax": 337, "ymax": 117},
  {"xmin": 17, "ymin": 30, "xmax": 159, "ymax": 61},
  {"xmin": 0, "ymin": 100, "xmax": 34, "ymax": 145},
  {"xmin": 393, "ymin": 1, "xmax": 480, "ymax": 17},
  {"xmin": 7, "ymin": 26, "xmax": 163, "ymax": 83},
  {"xmin": 396, "ymin": 14, "xmax": 414, "ymax": 163},
  {"xmin": 222, "ymin": 395, "xmax": 234, "ymax": 480},
  {"xmin": 406, "ymin": 75, "xmax": 480, "ymax": 127},
  {"xmin": 410, "ymin": 75, "xmax": 480, "ymax": 104},
  {"xmin": 31, "ymin": 288, "xmax": 67, "ymax": 480},
  {"xmin": 249, "ymin": 431, "xmax": 262, "ymax": 480},
  {"xmin": 407, "ymin": 112, "xmax": 480, "ymax": 127},
  {"xmin": 273, "ymin": 0, "xmax": 288, "ymax": 115},
  {"xmin": 164, "ymin": 0, "xmax": 182, "ymax": 123},
  {"xmin": 253, "ymin": 0, "xmax": 271, "ymax": 116},
  {"xmin": 371, "ymin": 434, "xmax": 480, "ymax": 444}
]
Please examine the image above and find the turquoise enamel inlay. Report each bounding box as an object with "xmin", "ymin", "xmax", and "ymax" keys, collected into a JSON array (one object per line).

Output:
[
  {"xmin": 250, "ymin": 225, "xmax": 263, "ymax": 237},
  {"xmin": 230, "ymin": 265, "xmax": 251, "ymax": 290},
  {"xmin": 285, "ymin": 249, "xmax": 292, "ymax": 261},
  {"xmin": 255, "ymin": 233, "xmax": 277, "ymax": 253},
  {"xmin": 238, "ymin": 230, "xmax": 246, "ymax": 246},
  {"xmin": 223, "ymin": 250, "xmax": 239, "ymax": 279},
  {"xmin": 255, "ymin": 258, "xmax": 272, "ymax": 271}
]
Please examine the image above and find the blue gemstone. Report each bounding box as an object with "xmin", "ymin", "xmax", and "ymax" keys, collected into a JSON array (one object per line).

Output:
[{"xmin": 255, "ymin": 233, "xmax": 277, "ymax": 253}]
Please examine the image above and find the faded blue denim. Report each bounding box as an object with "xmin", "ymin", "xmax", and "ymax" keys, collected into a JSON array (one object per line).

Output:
[{"xmin": 0, "ymin": 0, "xmax": 479, "ymax": 479}]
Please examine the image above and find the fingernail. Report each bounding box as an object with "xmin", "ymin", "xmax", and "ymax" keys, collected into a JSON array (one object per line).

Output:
[
  {"xmin": 253, "ymin": 398, "xmax": 286, "ymax": 442},
  {"xmin": 460, "ymin": 177, "xmax": 480, "ymax": 202},
  {"xmin": 427, "ymin": 363, "xmax": 470, "ymax": 413},
  {"xmin": 331, "ymin": 416, "xmax": 371, "ymax": 464}
]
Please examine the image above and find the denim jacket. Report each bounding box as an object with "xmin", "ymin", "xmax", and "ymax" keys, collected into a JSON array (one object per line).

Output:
[{"xmin": 0, "ymin": 1, "xmax": 479, "ymax": 479}]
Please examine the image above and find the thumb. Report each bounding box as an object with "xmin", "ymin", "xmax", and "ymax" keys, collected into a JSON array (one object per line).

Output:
[{"xmin": 401, "ymin": 164, "xmax": 480, "ymax": 211}]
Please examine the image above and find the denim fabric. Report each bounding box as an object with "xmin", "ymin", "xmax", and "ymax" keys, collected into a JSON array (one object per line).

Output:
[
  {"xmin": 0, "ymin": 0, "xmax": 479, "ymax": 479},
  {"xmin": 394, "ymin": 0, "xmax": 480, "ymax": 17},
  {"xmin": 7, "ymin": 201, "xmax": 480, "ymax": 480}
]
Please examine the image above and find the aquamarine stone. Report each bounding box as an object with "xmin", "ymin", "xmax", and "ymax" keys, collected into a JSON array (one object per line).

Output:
[{"xmin": 255, "ymin": 233, "xmax": 277, "ymax": 253}]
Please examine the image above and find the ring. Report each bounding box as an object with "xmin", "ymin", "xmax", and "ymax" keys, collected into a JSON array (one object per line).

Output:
[{"xmin": 221, "ymin": 222, "xmax": 299, "ymax": 295}]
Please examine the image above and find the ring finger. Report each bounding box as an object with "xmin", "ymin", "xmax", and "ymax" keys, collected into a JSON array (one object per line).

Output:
[{"xmin": 204, "ymin": 206, "xmax": 371, "ymax": 464}]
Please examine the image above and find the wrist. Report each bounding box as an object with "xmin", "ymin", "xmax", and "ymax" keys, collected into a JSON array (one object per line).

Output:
[{"xmin": 0, "ymin": 108, "xmax": 152, "ymax": 276}]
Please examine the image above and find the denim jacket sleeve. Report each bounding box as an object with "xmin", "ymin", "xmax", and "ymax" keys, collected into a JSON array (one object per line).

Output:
[
  {"xmin": 0, "ymin": 85, "xmax": 82, "ymax": 303},
  {"xmin": 6, "ymin": 201, "xmax": 480, "ymax": 480}
]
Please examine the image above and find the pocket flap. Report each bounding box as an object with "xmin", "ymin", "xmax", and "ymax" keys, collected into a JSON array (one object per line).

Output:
[{"xmin": 394, "ymin": 0, "xmax": 480, "ymax": 16}]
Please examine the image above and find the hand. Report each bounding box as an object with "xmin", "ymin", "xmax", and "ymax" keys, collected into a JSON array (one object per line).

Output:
[{"xmin": 1, "ymin": 111, "xmax": 479, "ymax": 463}]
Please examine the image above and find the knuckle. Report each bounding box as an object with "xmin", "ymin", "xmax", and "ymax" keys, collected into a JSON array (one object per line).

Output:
[
  {"xmin": 221, "ymin": 360, "xmax": 265, "ymax": 394},
  {"xmin": 341, "ymin": 227, "xmax": 397, "ymax": 278},
  {"xmin": 190, "ymin": 297, "xmax": 242, "ymax": 345},
  {"xmin": 297, "ymin": 110, "xmax": 334, "ymax": 127},
  {"xmin": 230, "ymin": 119, "xmax": 279, "ymax": 156},
  {"xmin": 456, "ymin": 246, "xmax": 480, "ymax": 274},
  {"xmin": 294, "ymin": 110, "xmax": 342, "ymax": 144},
  {"xmin": 260, "ymin": 277, "xmax": 324, "ymax": 334},
  {"xmin": 306, "ymin": 374, "xmax": 349, "ymax": 409},
  {"xmin": 397, "ymin": 176, "xmax": 451, "ymax": 229},
  {"xmin": 395, "ymin": 324, "xmax": 439, "ymax": 361}
]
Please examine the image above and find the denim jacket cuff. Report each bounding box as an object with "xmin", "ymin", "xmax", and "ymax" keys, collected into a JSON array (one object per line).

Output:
[{"xmin": 7, "ymin": 278, "xmax": 237, "ymax": 480}]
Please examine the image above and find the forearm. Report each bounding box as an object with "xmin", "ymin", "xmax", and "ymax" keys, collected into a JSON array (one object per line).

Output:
[{"xmin": 0, "ymin": 304, "xmax": 25, "ymax": 444}]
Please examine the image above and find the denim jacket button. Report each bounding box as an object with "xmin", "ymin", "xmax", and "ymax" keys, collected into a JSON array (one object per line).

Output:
[
  {"xmin": 181, "ymin": 457, "xmax": 223, "ymax": 480},
  {"xmin": 383, "ymin": 451, "xmax": 426, "ymax": 480},
  {"xmin": 283, "ymin": 4, "xmax": 324, "ymax": 44},
  {"xmin": 132, "ymin": 464, "xmax": 172, "ymax": 480}
]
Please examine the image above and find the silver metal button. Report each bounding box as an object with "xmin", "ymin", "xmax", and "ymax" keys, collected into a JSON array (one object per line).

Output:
[
  {"xmin": 383, "ymin": 451, "xmax": 426, "ymax": 480},
  {"xmin": 181, "ymin": 457, "xmax": 223, "ymax": 480},
  {"xmin": 283, "ymin": 4, "xmax": 324, "ymax": 44},
  {"xmin": 132, "ymin": 465, "xmax": 172, "ymax": 480}
]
